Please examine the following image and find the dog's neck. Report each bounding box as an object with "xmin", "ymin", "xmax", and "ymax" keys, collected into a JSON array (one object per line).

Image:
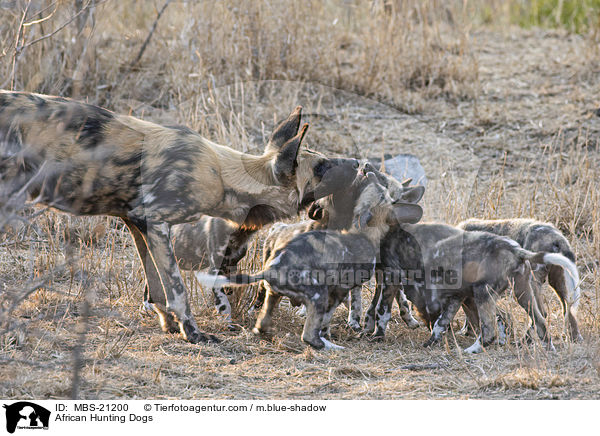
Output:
[{"xmin": 346, "ymin": 209, "xmax": 390, "ymax": 245}]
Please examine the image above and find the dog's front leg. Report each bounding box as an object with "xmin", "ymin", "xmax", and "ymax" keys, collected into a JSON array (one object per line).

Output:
[
  {"xmin": 458, "ymin": 298, "xmax": 479, "ymax": 337},
  {"xmin": 363, "ymin": 278, "xmax": 383, "ymax": 335},
  {"xmin": 513, "ymin": 263, "xmax": 554, "ymax": 351},
  {"xmin": 211, "ymin": 259, "xmax": 232, "ymax": 324},
  {"xmin": 144, "ymin": 222, "xmax": 219, "ymax": 344},
  {"xmin": 253, "ymin": 283, "xmax": 282, "ymax": 335},
  {"xmin": 371, "ymin": 282, "xmax": 398, "ymax": 339},
  {"xmin": 301, "ymin": 296, "xmax": 328, "ymax": 349},
  {"xmin": 346, "ymin": 286, "xmax": 362, "ymax": 331},
  {"xmin": 472, "ymin": 284, "xmax": 498, "ymax": 349}
]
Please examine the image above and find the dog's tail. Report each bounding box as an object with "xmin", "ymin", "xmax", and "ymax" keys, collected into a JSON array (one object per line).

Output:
[
  {"xmin": 525, "ymin": 251, "xmax": 581, "ymax": 311},
  {"xmin": 194, "ymin": 271, "xmax": 265, "ymax": 289}
]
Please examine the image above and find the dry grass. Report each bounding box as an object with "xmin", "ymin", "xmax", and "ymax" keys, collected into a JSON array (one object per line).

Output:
[{"xmin": 1, "ymin": 0, "xmax": 600, "ymax": 399}]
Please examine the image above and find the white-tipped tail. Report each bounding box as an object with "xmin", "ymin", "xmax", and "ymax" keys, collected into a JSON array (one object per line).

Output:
[
  {"xmin": 543, "ymin": 253, "xmax": 581, "ymax": 310},
  {"xmin": 194, "ymin": 272, "xmax": 230, "ymax": 289}
]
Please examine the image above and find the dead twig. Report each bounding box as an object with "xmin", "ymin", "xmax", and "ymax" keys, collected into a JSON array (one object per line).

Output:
[
  {"xmin": 8, "ymin": 0, "xmax": 32, "ymax": 90},
  {"xmin": 129, "ymin": 0, "xmax": 172, "ymax": 68},
  {"xmin": 22, "ymin": 0, "xmax": 106, "ymax": 49}
]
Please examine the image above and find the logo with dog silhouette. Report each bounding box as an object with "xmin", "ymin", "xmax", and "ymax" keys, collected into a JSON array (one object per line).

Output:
[{"xmin": 2, "ymin": 402, "xmax": 50, "ymax": 433}]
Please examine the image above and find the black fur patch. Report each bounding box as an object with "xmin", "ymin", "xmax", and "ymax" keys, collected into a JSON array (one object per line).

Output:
[
  {"xmin": 241, "ymin": 204, "xmax": 287, "ymax": 230},
  {"xmin": 112, "ymin": 152, "xmax": 142, "ymax": 167},
  {"xmin": 65, "ymin": 104, "xmax": 114, "ymax": 149}
]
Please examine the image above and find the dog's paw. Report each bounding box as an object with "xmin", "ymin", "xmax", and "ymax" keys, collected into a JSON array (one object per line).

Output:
[
  {"xmin": 346, "ymin": 320, "xmax": 362, "ymax": 332},
  {"xmin": 406, "ymin": 319, "xmax": 421, "ymax": 330}
]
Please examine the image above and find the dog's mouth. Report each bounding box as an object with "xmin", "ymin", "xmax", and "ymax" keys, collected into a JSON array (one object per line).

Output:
[{"xmin": 298, "ymin": 187, "xmax": 316, "ymax": 209}]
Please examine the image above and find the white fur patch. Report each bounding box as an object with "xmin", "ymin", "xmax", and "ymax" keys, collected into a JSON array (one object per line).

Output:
[
  {"xmin": 321, "ymin": 337, "xmax": 344, "ymax": 350},
  {"xmin": 143, "ymin": 301, "xmax": 155, "ymax": 314},
  {"xmin": 464, "ymin": 337, "xmax": 483, "ymax": 354},
  {"xmin": 269, "ymin": 252, "xmax": 284, "ymax": 267},
  {"xmin": 143, "ymin": 193, "xmax": 156, "ymax": 204},
  {"xmin": 194, "ymin": 271, "xmax": 229, "ymax": 289}
]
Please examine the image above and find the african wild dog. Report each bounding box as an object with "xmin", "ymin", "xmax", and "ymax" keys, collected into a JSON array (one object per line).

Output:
[
  {"xmin": 254, "ymin": 164, "xmax": 425, "ymax": 332},
  {"xmin": 0, "ymin": 90, "xmax": 359, "ymax": 343},
  {"xmin": 369, "ymin": 222, "xmax": 579, "ymax": 353},
  {"xmin": 457, "ymin": 218, "xmax": 582, "ymax": 342},
  {"xmin": 196, "ymin": 170, "xmax": 424, "ymax": 349}
]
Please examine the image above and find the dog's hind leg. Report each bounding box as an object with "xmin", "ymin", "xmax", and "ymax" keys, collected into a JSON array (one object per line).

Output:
[
  {"xmin": 396, "ymin": 288, "xmax": 419, "ymax": 329},
  {"xmin": 423, "ymin": 297, "xmax": 461, "ymax": 347},
  {"xmin": 514, "ymin": 263, "xmax": 554, "ymax": 350},
  {"xmin": 248, "ymin": 280, "xmax": 267, "ymax": 315},
  {"xmin": 123, "ymin": 218, "xmax": 179, "ymax": 334},
  {"xmin": 301, "ymin": 294, "xmax": 332, "ymax": 349},
  {"xmin": 143, "ymin": 221, "xmax": 218, "ymax": 343}
]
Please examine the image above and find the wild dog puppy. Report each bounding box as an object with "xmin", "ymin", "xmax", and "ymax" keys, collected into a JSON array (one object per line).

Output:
[
  {"xmin": 0, "ymin": 90, "xmax": 358, "ymax": 343},
  {"xmin": 457, "ymin": 218, "xmax": 582, "ymax": 341},
  {"xmin": 370, "ymin": 223, "xmax": 579, "ymax": 353},
  {"xmin": 254, "ymin": 166, "xmax": 425, "ymax": 332},
  {"xmin": 165, "ymin": 217, "xmax": 257, "ymax": 323},
  {"xmin": 196, "ymin": 171, "xmax": 423, "ymax": 349}
]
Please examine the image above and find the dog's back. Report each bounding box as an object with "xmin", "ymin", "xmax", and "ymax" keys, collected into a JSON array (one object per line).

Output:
[{"xmin": 458, "ymin": 218, "xmax": 575, "ymax": 262}]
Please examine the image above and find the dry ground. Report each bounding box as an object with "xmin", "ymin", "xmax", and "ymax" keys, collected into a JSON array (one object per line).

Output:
[{"xmin": 1, "ymin": 2, "xmax": 600, "ymax": 399}]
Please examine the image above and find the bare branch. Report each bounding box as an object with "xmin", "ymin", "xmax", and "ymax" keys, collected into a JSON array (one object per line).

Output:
[
  {"xmin": 9, "ymin": 0, "xmax": 32, "ymax": 90},
  {"xmin": 129, "ymin": 0, "xmax": 172, "ymax": 68},
  {"xmin": 22, "ymin": 0, "xmax": 107, "ymax": 49}
]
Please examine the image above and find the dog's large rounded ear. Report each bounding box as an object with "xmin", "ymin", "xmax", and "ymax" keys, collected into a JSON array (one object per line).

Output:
[
  {"xmin": 273, "ymin": 123, "xmax": 309, "ymax": 184},
  {"xmin": 388, "ymin": 202, "xmax": 423, "ymax": 224},
  {"xmin": 266, "ymin": 106, "xmax": 302, "ymax": 152},
  {"xmin": 400, "ymin": 185, "xmax": 425, "ymax": 204}
]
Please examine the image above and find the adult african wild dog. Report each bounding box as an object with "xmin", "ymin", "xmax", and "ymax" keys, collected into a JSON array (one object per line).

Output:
[
  {"xmin": 196, "ymin": 169, "xmax": 424, "ymax": 349},
  {"xmin": 368, "ymin": 222, "xmax": 579, "ymax": 353},
  {"xmin": 255, "ymin": 165, "xmax": 425, "ymax": 331},
  {"xmin": 0, "ymin": 90, "xmax": 358, "ymax": 343},
  {"xmin": 457, "ymin": 218, "xmax": 582, "ymax": 341}
]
